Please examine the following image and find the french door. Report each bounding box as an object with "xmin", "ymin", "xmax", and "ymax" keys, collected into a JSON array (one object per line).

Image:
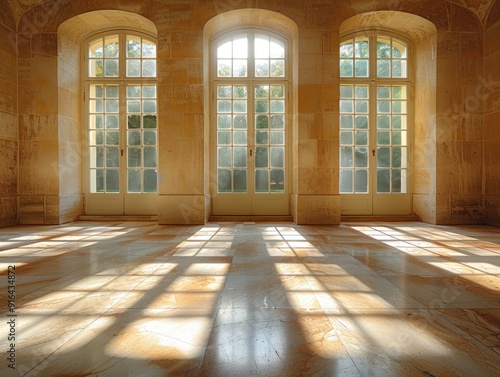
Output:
[
  {"xmin": 211, "ymin": 30, "xmax": 290, "ymax": 216},
  {"xmin": 339, "ymin": 33, "xmax": 412, "ymax": 215},
  {"xmin": 212, "ymin": 82, "xmax": 288, "ymax": 215},
  {"xmin": 83, "ymin": 31, "xmax": 158, "ymax": 215},
  {"xmin": 339, "ymin": 83, "xmax": 411, "ymax": 215}
]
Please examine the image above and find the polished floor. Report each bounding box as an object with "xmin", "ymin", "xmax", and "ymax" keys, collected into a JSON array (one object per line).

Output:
[{"xmin": 0, "ymin": 221, "xmax": 499, "ymax": 376}]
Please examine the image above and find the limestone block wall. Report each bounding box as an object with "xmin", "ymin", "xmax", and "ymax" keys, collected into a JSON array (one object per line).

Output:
[
  {"xmin": 0, "ymin": 0, "xmax": 17, "ymax": 227},
  {"xmin": 484, "ymin": 18, "xmax": 500, "ymax": 226},
  {"xmin": 434, "ymin": 24, "xmax": 485, "ymax": 224},
  {"xmin": 413, "ymin": 34, "xmax": 437, "ymax": 223}
]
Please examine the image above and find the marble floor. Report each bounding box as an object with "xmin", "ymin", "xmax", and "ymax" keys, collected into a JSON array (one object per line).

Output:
[{"xmin": 0, "ymin": 221, "xmax": 499, "ymax": 376}]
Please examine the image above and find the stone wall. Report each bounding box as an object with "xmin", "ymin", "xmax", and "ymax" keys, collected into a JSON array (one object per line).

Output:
[
  {"xmin": 0, "ymin": 0, "xmax": 18, "ymax": 227},
  {"xmin": 484, "ymin": 18, "xmax": 500, "ymax": 226},
  {"xmin": 1, "ymin": 0, "xmax": 499, "ymax": 227}
]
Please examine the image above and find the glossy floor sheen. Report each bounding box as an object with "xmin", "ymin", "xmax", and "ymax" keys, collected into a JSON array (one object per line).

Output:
[{"xmin": 0, "ymin": 221, "xmax": 499, "ymax": 376}]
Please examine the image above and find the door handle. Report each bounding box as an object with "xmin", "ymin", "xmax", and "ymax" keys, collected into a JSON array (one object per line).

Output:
[
  {"xmin": 250, "ymin": 149, "xmax": 253, "ymax": 157},
  {"xmin": 372, "ymin": 149, "xmax": 375, "ymax": 156}
]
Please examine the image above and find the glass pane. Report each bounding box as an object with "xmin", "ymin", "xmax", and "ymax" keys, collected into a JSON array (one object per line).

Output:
[
  {"xmin": 218, "ymin": 169, "xmax": 231, "ymax": 192},
  {"xmin": 127, "ymin": 60, "xmax": 141, "ymax": 77},
  {"xmin": 378, "ymin": 115, "xmax": 390, "ymax": 129},
  {"xmin": 128, "ymin": 100, "xmax": 141, "ymax": 113},
  {"xmin": 128, "ymin": 115, "xmax": 140, "ymax": 129},
  {"xmin": 355, "ymin": 100, "xmax": 368, "ymax": 113},
  {"xmin": 218, "ymin": 86, "xmax": 231, "ymax": 98},
  {"xmin": 340, "ymin": 100, "xmax": 353, "ymax": 113},
  {"xmin": 128, "ymin": 130, "xmax": 141, "ymax": 146},
  {"xmin": 106, "ymin": 86, "xmax": 119, "ymax": 98},
  {"xmin": 142, "ymin": 40, "xmax": 156, "ymax": 58},
  {"xmin": 355, "ymin": 38, "xmax": 369, "ymax": 58},
  {"xmin": 218, "ymin": 131, "xmax": 231, "ymax": 144},
  {"xmin": 341, "ymin": 131, "xmax": 353, "ymax": 144},
  {"xmin": 218, "ymin": 115, "xmax": 231, "ymax": 128},
  {"xmin": 233, "ymin": 100, "xmax": 247, "ymax": 113},
  {"xmin": 144, "ymin": 170, "xmax": 158, "ymax": 192},
  {"xmin": 106, "ymin": 148, "xmax": 119, "ymax": 167},
  {"xmin": 218, "ymin": 60, "xmax": 231, "ymax": 77},
  {"xmin": 143, "ymin": 100, "xmax": 156, "ymax": 113},
  {"xmin": 233, "ymin": 60, "xmax": 247, "ymax": 77},
  {"xmin": 340, "ymin": 85, "xmax": 353, "ymax": 99},
  {"xmin": 104, "ymin": 60, "xmax": 118, "ymax": 77},
  {"xmin": 355, "ymin": 147, "xmax": 368, "ymax": 167},
  {"xmin": 89, "ymin": 59, "xmax": 103, "ymax": 77},
  {"xmin": 377, "ymin": 131, "xmax": 390, "ymax": 145},
  {"xmin": 89, "ymin": 38, "xmax": 103, "ymax": 58},
  {"xmin": 218, "ymin": 100, "xmax": 231, "ymax": 113},
  {"xmin": 95, "ymin": 147, "xmax": 104, "ymax": 168},
  {"xmin": 355, "ymin": 86, "xmax": 368, "ymax": 98},
  {"xmin": 355, "ymin": 116, "xmax": 368, "ymax": 129},
  {"xmin": 106, "ymin": 115, "xmax": 119, "ymax": 129},
  {"xmin": 234, "ymin": 115, "xmax": 247, "ymax": 129},
  {"xmin": 270, "ymin": 169, "xmax": 284, "ymax": 192},
  {"xmin": 218, "ymin": 147, "xmax": 231, "ymax": 168},
  {"xmin": 106, "ymin": 100, "xmax": 119, "ymax": 113},
  {"xmin": 127, "ymin": 36, "xmax": 141, "ymax": 58},
  {"xmin": 128, "ymin": 169, "xmax": 141, "ymax": 192},
  {"xmin": 392, "ymin": 169, "xmax": 402, "ymax": 193},
  {"xmin": 144, "ymin": 147, "xmax": 157, "ymax": 168},
  {"xmin": 270, "ymin": 131, "xmax": 284, "ymax": 144},
  {"xmin": 340, "ymin": 115, "xmax": 353, "ymax": 129},
  {"xmin": 340, "ymin": 170, "xmax": 353, "ymax": 193},
  {"xmin": 234, "ymin": 170, "xmax": 247, "ymax": 192},
  {"xmin": 377, "ymin": 170, "xmax": 390, "ymax": 193},
  {"xmin": 340, "ymin": 147, "xmax": 353, "ymax": 168},
  {"xmin": 270, "ymin": 39, "xmax": 285, "ymax": 58},
  {"xmin": 255, "ymin": 85, "xmax": 269, "ymax": 98},
  {"xmin": 392, "ymin": 147, "xmax": 402, "ymax": 168},
  {"xmin": 270, "ymin": 100, "xmax": 284, "ymax": 112},
  {"xmin": 355, "ymin": 170, "xmax": 368, "ymax": 193},
  {"xmin": 340, "ymin": 60, "xmax": 353, "ymax": 77},
  {"xmin": 377, "ymin": 38, "xmax": 391, "ymax": 58},
  {"xmin": 255, "ymin": 36, "xmax": 270, "ymax": 58},
  {"xmin": 256, "ymin": 115, "xmax": 269, "ymax": 128},
  {"xmin": 142, "ymin": 60, "xmax": 156, "ymax": 77},
  {"xmin": 128, "ymin": 86, "xmax": 141, "ymax": 98},
  {"xmin": 256, "ymin": 130, "xmax": 269, "ymax": 145},
  {"xmin": 91, "ymin": 169, "xmax": 104, "ymax": 193},
  {"xmin": 378, "ymin": 86, "xmax": 391, "ymax": 99},
  {"xmin": 217, "ymin": 40, "xmax": 232, "ymax": 58},
  {"xmin": 233, "ymin": 147, "xmax": 247, "ymax": 168},
  {"xmin": 355, "ymin": 131, "xmax": 368, "ymax": 145},
  {"xmin": 234, "ymin": 131, "xmax": 247, "ymax": 144},
  {"xmin": 270, "ymin": 115, "xmax": 284, "ymax": 128},
  {"xmin": 255, "ymin": 147, "xmax": 269, "ymax": 168},
  {"xmin": 144, "ymin": 130, "xmax": 156, "ymax": 145},
  {"xmin": 234, "ymin": 86, "xmax": 248, "ymax": 98},
  {"xmin": 104, "ymin": 36, "xmax": 119, "ymax": 58},
  {"xmin": 255, "ymin": 60, "xmax": 269, "ymax": 77},
  {"xmin": 270, "ymin": 60, "xmax": 285, "ymax": 77},
  {"xmin": 271, "ymin": 147, "xmax": 284, "ymax": 168},
  {"xmin": 355, "ymin": 60, "xmax": 368, "ymax": 77},
  {"xmin": 233, "ymin": 36, "xmax": 248, "ymax": 58},
  {"xmin": 128, "ymin": 148, "xmax": 141, "ymax": 168},
  {"xmin": 106, "ymin": 169, "xmax": 119, "ymax": 192},
  {"xmin": 106, "ymin": 131, "xmax": 119, "ymax": 145},
  {"xmin": 377, "ymin": 60, "xmax": 390, "ymax": 77},
  {"xmin": 255, "ymin": 170, "xmax": 268, "ymax": 192},
  {"xmin": 340, "ymin": 41, "xmax": 353, "ymax": 58},
  {"xmin": 377, "ymin": 147, "xmax": 390, "ymax": 167}
]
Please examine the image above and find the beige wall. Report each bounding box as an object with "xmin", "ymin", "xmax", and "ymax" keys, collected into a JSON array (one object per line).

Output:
[
  {"xmin": 484, "ymin": 18, "xmax": 500, "ymax": 226},
  {"xmin": 0, "ymin": 0, "xmax": 499, "ymax": 227},
  {"xmin": 0, "ymin": 0, "xmax": 17, "ymax": 227}
]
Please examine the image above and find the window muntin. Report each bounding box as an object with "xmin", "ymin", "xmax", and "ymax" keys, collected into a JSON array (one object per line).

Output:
[
  {"xmin": 86, "ymin": 31, "xmax": 158, "ymax": 194},
  {"xmin": 339, "ymin": 33, "xmax": 410, "ymax": 195}
]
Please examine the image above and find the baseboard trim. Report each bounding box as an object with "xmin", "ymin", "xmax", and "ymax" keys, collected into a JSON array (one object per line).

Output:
[
  {"xmin": 78, "ymin": 215, "xmax": 158, "ymax": 222},
  {"xmin": 341, "ymin": 214, "xmax": 420, "ymax": 222},
  {"xmin": 209, "ymin": 215, "xmax": 294, "ymax": 223}
]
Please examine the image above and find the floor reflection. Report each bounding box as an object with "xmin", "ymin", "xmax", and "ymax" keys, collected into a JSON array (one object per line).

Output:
[{"xmin": 0, "ymin": 221, "xmax": 498, "ymax": 376}]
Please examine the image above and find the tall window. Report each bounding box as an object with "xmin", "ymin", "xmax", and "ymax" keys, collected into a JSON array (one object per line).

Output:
[
  {"xmin": 211, "ymin": 29, "xmax": 289, "ymax": 215},
  {"xmin": 339, "ymin": 32, "xmax": 411, "ymax": 214},
  {"xmin": 84, "ymin": 31, "xmax": 158, "ymax": 215}
]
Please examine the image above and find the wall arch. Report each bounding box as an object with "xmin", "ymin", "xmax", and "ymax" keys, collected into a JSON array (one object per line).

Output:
[
  {"xmin": 339, "ymin": 11, "xmax": 438, "ymax": 222},
  {"xmin": 203, "ymin": 9, "xmax": 299, "ymax": 221}
]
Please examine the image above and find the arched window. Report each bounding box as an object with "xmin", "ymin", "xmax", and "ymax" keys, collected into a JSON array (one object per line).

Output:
[
  {"xmin": 339, "ymin": 32, "xmax": 412, "ymax": 215},
  {"xmin": 84, "ymin": 31, "xmax": 158, "ymax": 215},
  {"xmin": 211, "ymin": 29, "xmax": 289, "ymax": 215}
]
